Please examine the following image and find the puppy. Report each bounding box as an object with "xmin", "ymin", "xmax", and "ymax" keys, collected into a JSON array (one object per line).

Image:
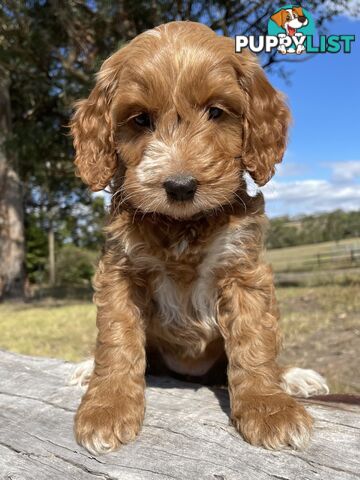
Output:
[
  {"xmin": 271, "ymin": 6, "xmax": 309, "ymax": 36},
  {"xmin": 71, "ymin": 21, "xmax": 328, "ymax": 455},
  {"xmin": 271, "ymin": 6, "xmax": 309, "ymax": 54}
]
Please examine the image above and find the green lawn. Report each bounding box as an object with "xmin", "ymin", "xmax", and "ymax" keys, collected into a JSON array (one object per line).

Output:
[{"xmin": 0, "ymin": 285, "xmax": 359, "ymax": 393}]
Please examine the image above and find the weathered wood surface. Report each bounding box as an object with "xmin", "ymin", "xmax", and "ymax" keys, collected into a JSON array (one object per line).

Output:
[{"xmin": 0, "ymin": 350, "xmax": 359, "ymax": 480}]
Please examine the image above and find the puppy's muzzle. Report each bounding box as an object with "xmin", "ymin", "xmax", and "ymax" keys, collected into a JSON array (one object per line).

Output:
[{"xmin": 163, "ymin": 175, "xmax": 197, "ymax": 202}]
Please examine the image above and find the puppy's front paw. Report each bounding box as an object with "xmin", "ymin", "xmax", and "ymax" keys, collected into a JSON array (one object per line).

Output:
[
  {"xmin": 296, "ymin": 44, "xmax": 306, "ymax": 54},
  {"xmin": 75, "ymin": 396, "xmax": 145, "ymax": 455},
  {"xmin": 232, "ymin": 393, "xmax": 313, "ymax": 450}
]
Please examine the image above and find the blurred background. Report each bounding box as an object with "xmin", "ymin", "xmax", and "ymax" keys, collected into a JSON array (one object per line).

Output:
[{"xmin": 0, "ymin": 1, "xmax": 359, "ymax": 394}]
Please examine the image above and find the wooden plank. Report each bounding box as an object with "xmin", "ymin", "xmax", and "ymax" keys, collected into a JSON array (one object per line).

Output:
[{"xmin": 0, "ymin": 350, "xmax": 359, "ymax": 480}]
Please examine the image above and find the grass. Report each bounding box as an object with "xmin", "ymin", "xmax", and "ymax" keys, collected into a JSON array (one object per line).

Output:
[
  {"xmin": 277, "ymin": 285, "xmax": 360, "ymax": 393},
  {"xmin": 0, "ymin": 301, "xmax": 96, "ymax": 362},
  {"xmin": 0, "ymin": 285, "xmax": 359, "ymax": 393}
]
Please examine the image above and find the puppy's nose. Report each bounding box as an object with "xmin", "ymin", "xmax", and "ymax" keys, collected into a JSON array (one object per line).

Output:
[
  {"xmin": 163, "ymin": 175, "xmax": 197, "ymax": 201},
  {"xmin": 298, "ymin": 15, "xmax": 307, "ymax": 23}
]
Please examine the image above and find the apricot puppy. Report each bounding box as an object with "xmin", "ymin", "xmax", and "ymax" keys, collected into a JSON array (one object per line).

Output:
[{"xmin": 71, "ymin": 21, "xmax": 328, "ymax": 454}]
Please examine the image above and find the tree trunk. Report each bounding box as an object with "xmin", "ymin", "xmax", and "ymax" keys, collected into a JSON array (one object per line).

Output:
[
  {"xmin": 1, "ymin": 351, "xmax": 360, "ymax": 480},
  {"xmin": 0, "ymin": 66, "xmax": 25, "ymax": 300},
  {"xmin": 48, "ymin": 223, "xmax": 56, "ymax": 286}
]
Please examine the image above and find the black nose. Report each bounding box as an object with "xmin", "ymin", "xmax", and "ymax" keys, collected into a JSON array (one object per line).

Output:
[
  {"xmin": 163, "ymin": 175, "xmax": 197, "ymax": 201},
  {"xmin": 298, "ymin": 15, "xmax": 307, "ymax": 23}
]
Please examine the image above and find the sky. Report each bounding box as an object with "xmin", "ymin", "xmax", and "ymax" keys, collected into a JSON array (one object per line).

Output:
[{"xmin": 261, "ymin": 14, "xmax": 360, "ymax": 218}]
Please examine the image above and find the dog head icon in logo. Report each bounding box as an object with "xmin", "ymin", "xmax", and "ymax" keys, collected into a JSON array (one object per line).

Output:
[
  {"xmin": 271, "ymin": 6, "xmax": 308, "ymax": 36},
  {"xmin": 268, "ymin": 5, "xmax": 315, "ymax": 54}
]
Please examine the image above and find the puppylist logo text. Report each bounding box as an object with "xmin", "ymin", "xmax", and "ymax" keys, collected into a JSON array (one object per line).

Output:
[{"xmin": 235, "ymin": 4, "xmax": 355, "ymax": 55}]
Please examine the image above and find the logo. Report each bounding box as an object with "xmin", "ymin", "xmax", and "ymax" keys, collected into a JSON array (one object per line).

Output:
[
  {"xmin": 235, "ymin": 4, "xmax": 355, "ymax": 55},
  {"xmin": 268, "ymin": 5, "xmax": 314, "ymax": 54}
]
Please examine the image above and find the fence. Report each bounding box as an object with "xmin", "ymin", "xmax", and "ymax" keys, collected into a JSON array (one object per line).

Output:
[{"xmin": 269, "ymin": 245, "xmax": 360, "ymax": 273}]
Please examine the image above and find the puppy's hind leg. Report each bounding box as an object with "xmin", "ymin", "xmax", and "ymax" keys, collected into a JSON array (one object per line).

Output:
[
  {"xmin": 281, "ymin": 367, "xmax": 329, "ymax": 398},
  {"xmin": 68, "ymin": 359, "xmax": 94, "ymax": 387}
]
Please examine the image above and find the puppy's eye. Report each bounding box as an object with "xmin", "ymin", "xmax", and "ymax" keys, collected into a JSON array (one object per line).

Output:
[
  {"xmin": 133, "ymin": 113, "xmax": 152, "ymax": 128},
  {"xmin": 208, "ymin": 107, "xmax": 223, "ymax": 120}
]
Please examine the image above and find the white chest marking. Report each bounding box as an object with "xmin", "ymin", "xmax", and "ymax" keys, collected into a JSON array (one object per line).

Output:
[{"xmin": 154, "ymin": 225, "xmax": 248, "ymax": 328}]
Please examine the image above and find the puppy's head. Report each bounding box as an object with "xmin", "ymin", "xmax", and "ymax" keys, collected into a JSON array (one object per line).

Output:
[
  {"xmin": 271, "ymin": 7, "xmax": 308, "ymax": 33},
  {"xmin": 71, "ymin": 21, "xmax": 290, "ymax": 219}
]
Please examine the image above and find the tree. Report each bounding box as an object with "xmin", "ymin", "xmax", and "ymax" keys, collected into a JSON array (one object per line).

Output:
[
  {"xmin": 25, "ymin": 195, "xmax": 106, "ymax": 285},
  {"xmin": 0, "ymin": 0, "xmax": 98, "ymax": 291},
  {"xmin": 266, "ymin": 211, "xmax": 360, "ymax": 249},
  {"xmin": 0, "ymin": 65, "xmax": 25, "ymax": 300},
  {"xmin": 55, "ymin": 245, "xmax": 97, "ymax": 286},
  {"xmin": 266, "ymin": 216, "xmax": 300, "ymax": 249}
]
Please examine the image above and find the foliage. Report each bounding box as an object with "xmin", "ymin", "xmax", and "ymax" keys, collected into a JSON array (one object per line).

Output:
[
  {"xmin": 25, "ymin": 195, "xmax": 106, "ymax": 284},
  {"xmin": 266, "ymin": 210, "xmax": 360, "ymax": 249},
  {"xmin": 25, "ymin": 210, "xmax": 48, "ymax": 284},
  {"xmin": 57, "ymin": 196, "xmax": 107, "ymax": 250},
  {"xmin": 266, "ymin": 217, "xmax": 299, "ymax": 249},
  {"xmin": 55, "ymin": 245, "xmax": 98, "ymax": 286}
]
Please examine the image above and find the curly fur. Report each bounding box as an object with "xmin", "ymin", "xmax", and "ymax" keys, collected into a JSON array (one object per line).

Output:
[{"xmin": 70, "ymin": 21, "xmax": 327, "ymax": 455}]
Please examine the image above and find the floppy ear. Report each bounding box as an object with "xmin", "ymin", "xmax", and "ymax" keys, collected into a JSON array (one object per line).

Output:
[
  {"xmin": 293, "ymin": 6, "xmax": 305, "ymax": 17},
  {"xmin": 70, "ymin": 54, "xmax": 123, "ymax": 191},
  {"xmin": 234, "ymin": 51, "xmax": 291, "ymax": 186},
  {"xmin": 270, "ymin": 10, "xmax": 286, "ymax": 28}
]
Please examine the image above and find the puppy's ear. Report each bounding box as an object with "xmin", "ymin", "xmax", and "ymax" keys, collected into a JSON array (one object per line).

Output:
[
  {"xmin": 293, "ymin": 7, "xmax": 305, "ymax": 17},
  {"xmin": 70, "ymin": 54, "xmax": 123, "ymax": 191},
  {"xmin": 233, "ymin": 50, "xmax": 290, "ymax": 186},
  {"xmin": 270, "ymin": 10, "xmax": 286, "ymax": 28}
]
